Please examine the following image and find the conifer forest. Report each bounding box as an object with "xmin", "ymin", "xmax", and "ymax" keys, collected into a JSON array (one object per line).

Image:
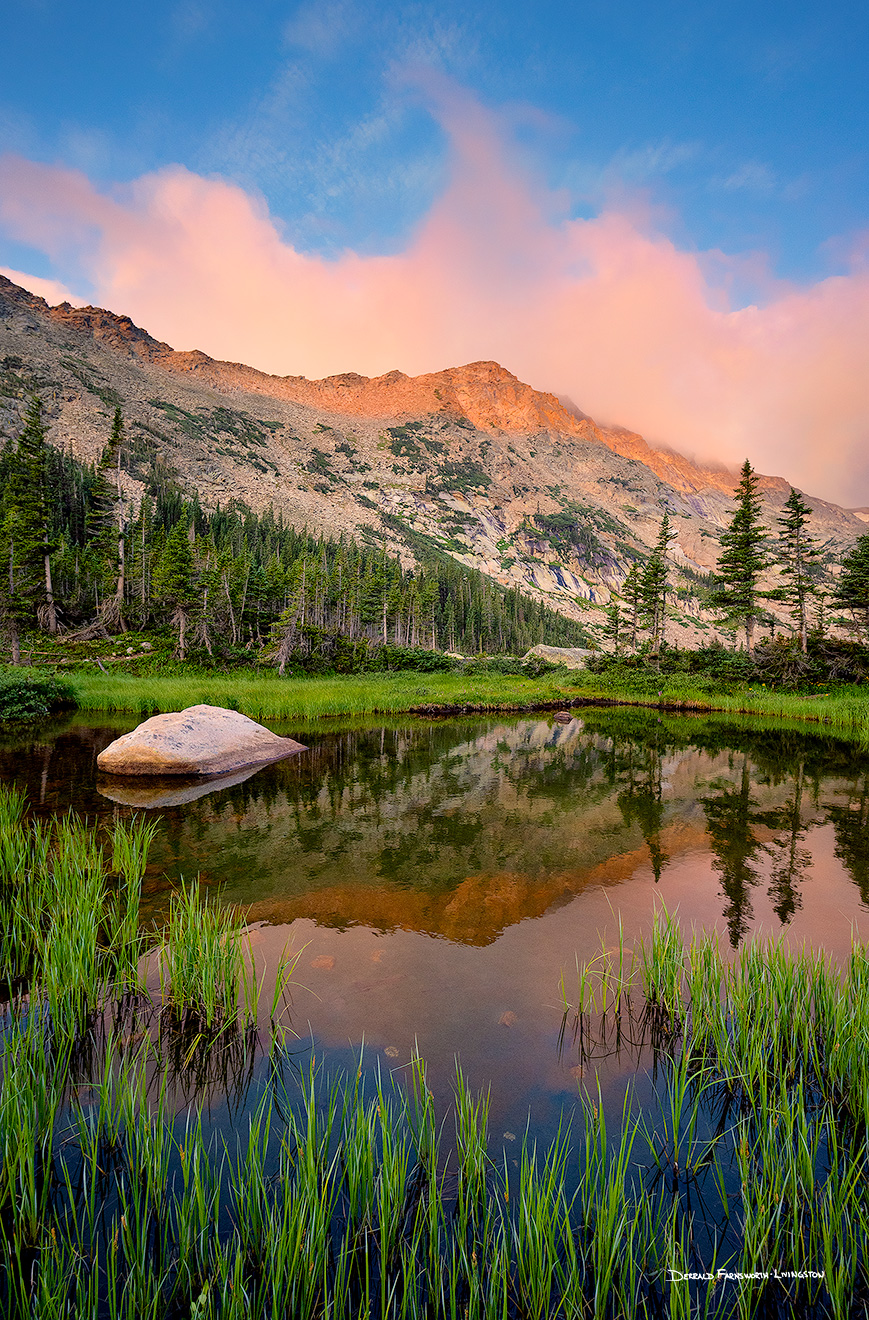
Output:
[{"xmin": 0, "ymin": 399, "xmax": 589, "ymax": 669}]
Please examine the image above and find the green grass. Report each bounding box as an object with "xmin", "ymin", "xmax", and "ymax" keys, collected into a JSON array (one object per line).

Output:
[
  {"xmin": 5, "ymin": 786, "xmax": 869, "ymax": 1316},
  {"xmin": 60, "ymin": 663, "xmax": 869, "ymax": 743},
  {"xmin": 6, "ymin": 910, "xmax": 869, "ymax": 1316},
  {"xmin": 64, "ymin": 667, "xmax": 583, "ymax": 722},
  {"xmin": 159, "ymin": 881, "xmax": 257, "ymax": 1029}
]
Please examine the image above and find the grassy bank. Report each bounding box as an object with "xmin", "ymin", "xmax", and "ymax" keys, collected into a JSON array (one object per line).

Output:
[
  {"xmin": 57, "ymin": 664, "xmax": 869, "ymax": 741},
  {"xmin": 64, "ymin": 667, "xmax": 583, "ymax": 722}
]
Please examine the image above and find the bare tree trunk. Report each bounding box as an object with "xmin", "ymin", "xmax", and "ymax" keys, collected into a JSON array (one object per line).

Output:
[
  {"xmin": 238, "ymin": 567, "xmax": 251, "ymax": 642},
  {"xmin": 115, "ymin": 530, "xmax": 127, "ymax": 633},
  {"xmin": 223, "ymin": 572, "xmax": 238, "ymax": 645},
  {"xmin": 43, "ymin": 552, "xmax": 58, "ymax": 634},
  {"xmin": 276, "ymin": 613, "xmax": 299, "ymax": 676}
]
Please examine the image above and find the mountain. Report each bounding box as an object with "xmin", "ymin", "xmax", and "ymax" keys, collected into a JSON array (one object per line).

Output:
[{"xmin": 1, "ymin": 273, "xmax": 863, "ymax": 645}]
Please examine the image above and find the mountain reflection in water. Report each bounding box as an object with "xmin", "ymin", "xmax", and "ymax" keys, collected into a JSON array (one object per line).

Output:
[{"xmin": 3, "ymin": 708, "xmax": 869, "ymax": 949}]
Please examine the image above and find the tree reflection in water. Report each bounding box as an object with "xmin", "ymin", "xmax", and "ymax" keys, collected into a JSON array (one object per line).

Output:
[
  {"xmin": 702, "ymin": 756, "xmax": 767, "ymax": 946},
  {"xmin": 3, "ymin": 710, "xmax": 869, "ymax": 946}
]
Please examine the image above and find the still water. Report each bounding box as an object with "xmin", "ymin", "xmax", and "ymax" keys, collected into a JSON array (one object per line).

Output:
[{"xmin": 3, "ymin": 706, "xmax": 869, "ymax": 1137}]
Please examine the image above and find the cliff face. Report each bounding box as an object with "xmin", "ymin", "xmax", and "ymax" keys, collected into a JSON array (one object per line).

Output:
[{"xmin": 1, "ymin": 273, "xmax": 863, "ymax": 645}]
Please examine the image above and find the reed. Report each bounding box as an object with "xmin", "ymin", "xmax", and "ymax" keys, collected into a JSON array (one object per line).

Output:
[{"xmin": 159, "ymin": 880, "xmax": 257, "ymax": 1030}]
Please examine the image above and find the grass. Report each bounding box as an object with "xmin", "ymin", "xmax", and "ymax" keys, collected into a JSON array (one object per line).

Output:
[
  {"xmin": 35, "ymin": 664, "xmax": 869, "ymax": 746},
  {"xmin": 159, "ymin": 881, "xmax": 257, "ymax": 1030},
  {"xmin": 3, "ymin": 780, "xmax": 869, "ymax": 1316},
  {"xmin": 0, "ymin": 786, "xmax": 256, "ymax": 1027},
  {"xmin": 64, "ymin": 667, "xmax": 584, "ymax": 723}
]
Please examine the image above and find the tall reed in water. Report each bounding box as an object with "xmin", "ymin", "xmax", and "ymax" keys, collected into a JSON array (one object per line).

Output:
[
  {"xmin": 0, "ymin": 787, "xmax": 156, "ymax": 1021},
  {"xmin": 159, "ymin": 880, "xmax": 257, "ymax": 1029}
]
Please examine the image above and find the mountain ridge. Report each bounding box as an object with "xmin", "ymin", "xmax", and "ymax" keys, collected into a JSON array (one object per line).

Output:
[
  {"xmin": 1, "ymin": 273, "xmax": 862, "ymax": 646},
  {"xmin": 0, "ymin": 276, "xmax": 793, "ymax": 497}
]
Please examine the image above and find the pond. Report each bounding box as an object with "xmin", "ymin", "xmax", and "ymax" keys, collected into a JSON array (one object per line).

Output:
[
  {"xmin": 3, "ymin": 704, "xmax": 869, "ymax": 1143},
  {"xmin": 6, "ymin": 705, "xmax": 869, "ymax": 1315}
]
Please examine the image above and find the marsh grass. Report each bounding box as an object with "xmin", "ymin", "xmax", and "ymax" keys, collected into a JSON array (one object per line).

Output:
[
  {"xmin": 68, "ymin": 668, "xmax": 579, "ymax": 723},
  {"xmin": 560, "ymin": 908, "xmax": 869, "ymax": 1316},
  {"xmin": 0, "ymin": 788, "xmax": 159, "ymax": 1024},
  {"xmin": 159, "ymin": 881, "xmax": 257, "ymax": 1030},
  {"xmin": 65, "ymin": 665, "xmax": 869, "ymax": 742}
]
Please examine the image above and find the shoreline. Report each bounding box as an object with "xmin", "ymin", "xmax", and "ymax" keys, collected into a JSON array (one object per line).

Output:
[{"xmin": 6, "ymin": 664, "xmax": 864, "ymax": 741}]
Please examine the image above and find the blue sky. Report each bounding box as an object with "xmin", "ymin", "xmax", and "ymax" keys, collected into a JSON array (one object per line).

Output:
[{"xmin": 3, "ymin": 0, "xmax": 867, "ymax": 285}]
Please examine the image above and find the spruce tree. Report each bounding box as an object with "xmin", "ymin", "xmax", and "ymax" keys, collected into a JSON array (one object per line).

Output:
[
  {"xmin": 641, "ymin": 513, "xmax": 672, "ymax": 654},
  {"xmin": 0, "ymin": 396, "xmax": 57, "ymax": 657},
  {"xmin": 621, "ymin": 562, "xmax": 644, "ymax": 651},
  {"xmin": 831, "ymin": 534, "xmax": 869, "ymax": 640},
  {"xmin": 710, "ymin": 460, "xmax": 769, "ymax": 653},
  {"xmin": 85, "ymin": 407, "xmax": 128, "ymax": 631},
  {"xmin": 604, "ymin": 601, "xmax": 623, "ymax": 655},
  {"xmin": 770, "ymin": 488, "xmax": 824, "ymax": 652},
  {"xmin": 157, "ymin": 517, "xmax": 197, "ymax": 660}
]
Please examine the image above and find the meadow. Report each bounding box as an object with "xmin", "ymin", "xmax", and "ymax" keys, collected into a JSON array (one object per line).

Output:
[
  {"xmin": 2, "ymin": 782, "xmax": 868, "ymax": 1318},
  {"xmin": 57, "ymin": 664, "xmax": 869, "ymax": 744}
]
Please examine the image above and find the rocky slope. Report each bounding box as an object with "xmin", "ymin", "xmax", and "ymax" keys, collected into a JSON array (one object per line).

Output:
[{"xmin": 1, "ymin": 273, "xmax": 863, "ymax": 646}]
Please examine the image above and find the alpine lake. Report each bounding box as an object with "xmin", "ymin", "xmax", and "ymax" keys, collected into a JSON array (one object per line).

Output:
[{"xmin": 3, "ymin": 704, "xmax": 869, "ymax": 1317}]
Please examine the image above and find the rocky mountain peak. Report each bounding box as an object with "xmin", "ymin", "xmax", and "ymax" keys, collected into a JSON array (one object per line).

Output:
[{"xmin": 1, "ymin": 271, "xmax": 864, "ymax": 651}]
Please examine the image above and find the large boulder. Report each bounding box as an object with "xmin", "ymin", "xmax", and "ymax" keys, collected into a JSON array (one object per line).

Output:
[
  {"xmin": 522, "ymin": 644, "xmax": 594, "ymax": 670},
  {"xmin": 96, "ymin": 704, "xmax": 307, "ymax": 776}
]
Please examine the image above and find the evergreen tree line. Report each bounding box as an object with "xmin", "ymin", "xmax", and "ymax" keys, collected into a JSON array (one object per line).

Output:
[
  {"xmin": 0, "ymin": 398, "xmax": 588, "ymax": 666},
  {"xmin": 605, "ymin": 460, "xmax": 869, "ymax": 656}
]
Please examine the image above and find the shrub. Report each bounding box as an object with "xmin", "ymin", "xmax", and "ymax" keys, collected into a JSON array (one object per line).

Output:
[
  {"xmin": 0, "ymin": 670, "xmax": 76, "ymax": 722},
  {"xmin": 378, "ymin": 645, "xmax": 455, "ymax": 673}
]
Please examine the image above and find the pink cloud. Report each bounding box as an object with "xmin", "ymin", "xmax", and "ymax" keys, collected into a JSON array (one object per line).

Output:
[
  {"xmin": 0, "ymin": 266, "xmax": 87, "ymax": 307},
  {"xmin": 1, "ymin": 88, "xmax": 868, "ymax": 505}
]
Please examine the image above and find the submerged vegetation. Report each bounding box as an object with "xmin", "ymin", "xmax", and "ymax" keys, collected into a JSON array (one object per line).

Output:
[{"xmin": 2, "ymin": 788, "xmax": 869, "ymax": 1317}]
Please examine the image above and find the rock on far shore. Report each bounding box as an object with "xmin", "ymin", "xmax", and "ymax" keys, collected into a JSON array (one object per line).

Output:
[
  {"xmin": 96, "ymin": 705, "xmax": 307, "ymax": 776},
  {"xmin": 522, "ymin": 644, "xmax": 594, "ymax": 670}
]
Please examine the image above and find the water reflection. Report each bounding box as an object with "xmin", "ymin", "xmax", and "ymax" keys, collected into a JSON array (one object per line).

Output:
[
  {"xmin": 2, "ymin": 709, "xmax": 869, "ymax": 947},
  {"xmin": 97, "ymin": 764, "xmax": 264, "ymax": 807}
]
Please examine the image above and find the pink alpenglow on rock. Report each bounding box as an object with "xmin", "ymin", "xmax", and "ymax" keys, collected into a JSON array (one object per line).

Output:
[{"xmin": 96, "ymin": 705, "xmax": 307, "ymax": 776}]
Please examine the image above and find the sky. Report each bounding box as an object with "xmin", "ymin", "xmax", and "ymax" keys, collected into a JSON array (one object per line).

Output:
[{"xmin": 1, "ymin": 0, "xmax": 868, "ymax": 503}]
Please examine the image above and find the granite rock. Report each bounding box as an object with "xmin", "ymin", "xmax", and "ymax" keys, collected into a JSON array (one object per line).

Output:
[{"xmin": 96, "ymin": 704, "xmax": 307, "ymax": 776}]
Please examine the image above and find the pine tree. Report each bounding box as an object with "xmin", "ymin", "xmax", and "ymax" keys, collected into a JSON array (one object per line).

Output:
[
  {"xmin": 641, "ymin": 513, "xmax": 672, "ymax": 654},
  {"xmin": 604, "ymin": 601, "xmax": 623, "ymax": 655},
  {"xmin": 0, "ymin": 397, "xmax": 57, "ymax": 658},
  {"xmin": 621, "ymin": 562, "xmax": 644, "ymax": 651},
  {"xmin": 770, "ymin": 488, "xmax": 824, "ymax": 652},
  {"xmin": 156, "ymin": 517, "xmax": 197, "ymax": 659},
  {"xmin": 710, "ymin": 460, "xmax": 769, "ymax": 654},
  {"xmin": 85, "ymin": 406, "xmax": 127, "ymax": 631},
  {"xmin": 831, "ymin": 534, "xmax": 869, "ymax": 640}
]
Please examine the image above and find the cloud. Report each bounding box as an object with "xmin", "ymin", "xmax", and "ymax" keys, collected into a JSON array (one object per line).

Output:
[
  {"xmin": 713, "ymin": 161, "xmax": 777, "ymax": 194},
  {"xmin": 1, "ymin": 82, "xmax": 868, "ymax": 505},
  {"xmin": 0, "ymin": 266, "xmax": 86, "ymax": 307},
  {"xmin": 609, "ymin": 139, "xmax": 700, "ymax": 183}
]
